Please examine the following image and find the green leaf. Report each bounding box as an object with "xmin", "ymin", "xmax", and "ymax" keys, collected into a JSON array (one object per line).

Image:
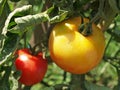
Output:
[
  {"xmin": 0, "ymin": 1, "xmax": 10, "ymax": 53},
  {"xmin": 0, "ymin": 32, "xmax": 20, "ymax": 66},
  {"xmin": 0, "ymin": 52, "xmax": 12, "ymax": 65},
  {"xmin": 0, "ymin": 66, "xmax": 11, "ymax": 90},
  {"xmin": 107, "ymin": 29, "xmax": 120, "ymax": 42},
  {"xmin": 1, "ymin": 5, "xmax": 32, "ymax": 35},
  {"xmin": 0, "ymin": 35, "xmax": 6, "ymax": 54},
  {"xmin": 8, "ymin": 12, "xmax": 49, "ymax": 34},
  {"xmin": 0, "ymin": 5, "xmax": 32, "ymax": 53},
  {"xmin": 8, "ymin": 6, "xmax": 54, "ymax": 34},
  {"xmin": 50, "ymin": 11, "xmax": 68, "ymax": 23},
  {"xmin": 10, "ymin": 76, "xmax": 19, "ymax": 90},
  {"xmin": 0, "ymin": 0, "xmax": 7, "ymax": 15}
]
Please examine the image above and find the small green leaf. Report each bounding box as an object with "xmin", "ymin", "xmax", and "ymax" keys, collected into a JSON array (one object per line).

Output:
[{"xmin": 50, "ymin": 11, "xmax": 68, "ymax": 23}]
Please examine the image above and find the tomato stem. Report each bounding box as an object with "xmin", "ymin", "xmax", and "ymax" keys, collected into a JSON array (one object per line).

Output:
[
  {"xmin": 63, "ymin": 71, "xmax": 67, "ymax": 81},
  {"xmin": 23, "ymin": 32, "xmax": 27, "ymax": 48},
  {"xmin": 30, "ymin": 42, "xmax": 43, "ymax": 55},
  {"xmin": 17, "ymin": 82, "xmax": 22, "ymax": 90},
  {"xmin": 79, "ymin": 22, "xmax": 92, "ymax": 36},
  {"xmin": 70, "ymin": 74, "xmax": 87, "ymax": 90}
]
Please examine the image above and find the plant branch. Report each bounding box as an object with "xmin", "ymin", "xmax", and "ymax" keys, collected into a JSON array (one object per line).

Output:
[{"xmin": 70, "ymin": 74, "xmax": 87, "ymax": 90}]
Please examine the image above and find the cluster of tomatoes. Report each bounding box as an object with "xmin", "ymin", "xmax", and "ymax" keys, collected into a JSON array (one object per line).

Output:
[{"xmin": 15, "ymin": 16, "xmax": 105, "ymax": 86}]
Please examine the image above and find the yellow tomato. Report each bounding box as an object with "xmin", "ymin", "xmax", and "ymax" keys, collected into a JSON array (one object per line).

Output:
[{"xmin": 49, "ymin": 17, "xmax": 105, "ymax": 74}]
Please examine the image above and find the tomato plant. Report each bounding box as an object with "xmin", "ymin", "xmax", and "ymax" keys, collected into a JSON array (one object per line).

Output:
[
  {"xmin": 15, "ymin": 48, "xmax": 47, "ymax": 86},
  {"xmin": 49, "ymin": 17, "xmax": 105, "ymax": 74},
  {"xmin": 0, "ymin": 0, "xmax": 120, "ymax": 90}
]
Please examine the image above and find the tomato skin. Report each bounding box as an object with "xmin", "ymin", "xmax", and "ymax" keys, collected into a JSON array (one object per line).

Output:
[
  {"xmin": 15, "ymin": 48, "xmax": 47, "ymax": 86},
  {"xmin": 49, "ymin": 17, "xmax": 105, "ymax": 74}
]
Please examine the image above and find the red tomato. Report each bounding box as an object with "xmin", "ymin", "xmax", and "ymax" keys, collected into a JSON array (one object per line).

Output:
[{"xmin": 15, "ymin": 48, "xmax": 47, "ymax": 86}]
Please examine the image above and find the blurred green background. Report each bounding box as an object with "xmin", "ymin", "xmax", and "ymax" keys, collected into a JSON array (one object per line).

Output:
[{"xmin": 0, "ymin": 0, "xmax": 120, "ymax": 90}]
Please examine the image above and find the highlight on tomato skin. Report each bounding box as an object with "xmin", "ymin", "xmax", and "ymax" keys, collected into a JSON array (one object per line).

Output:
[
  {"xmin": 15, "ymin": 48, "xmax": 48, "ymax": 86},
  {"xmin": 48, "ymin": 16, "xmax": 105, "ymax": 74}
]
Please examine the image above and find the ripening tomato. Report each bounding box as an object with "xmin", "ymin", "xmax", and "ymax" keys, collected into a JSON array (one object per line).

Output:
[
  {"xmin": 49, "ymin": 17, "xmax": 105, "ymax": 74},
  {"xmin": 15, "ymin": 48, "xmax": 47, "ymax": 86}
]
